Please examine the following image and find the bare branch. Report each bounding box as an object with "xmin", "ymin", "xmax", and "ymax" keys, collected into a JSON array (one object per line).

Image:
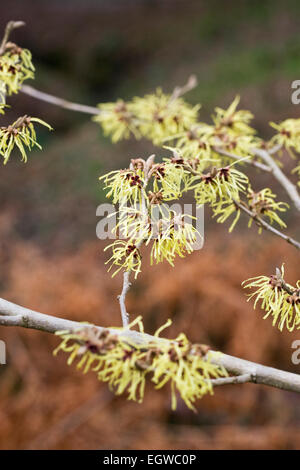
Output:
[
  {"xmin": 0, "ymin": 20, "xmax": 25, "ymax": 55},
  {"xmin": 275, "ymin": 266, "xmax": 295, "ymax": 295},
  {"xmin": 233, "ymin": 199, "xmax": 300, "ymax": 251},
  {"xmin": 169, "ymin": 75, "xmax": 198, "ymax": 102},
  {"xmin": 0, "ymin": 296, "xmax": 300, "ymax": 394},
  {"xmin": 21, "ymin": 85, "xmax": 100, "ymax": 115},
  {"xmin": 21, "ymin": 76, "xmax": 197, "ymax": 117},
  {"xmin": 118, "ymin": 271, "xmax": 131, "ymax": 328},
  {"xmin": 211, "ymin": 352, "xmax": 300, "ymax": 393}
]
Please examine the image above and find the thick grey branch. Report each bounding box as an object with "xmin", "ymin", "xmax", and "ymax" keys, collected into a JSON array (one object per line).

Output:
[
  {"xmin": 211, "ymin": 352, "xmax": 300, "ymax": 393},
  {"xmin": 0, "ymin": 297, "xmax": 300, "ymax": 394}
]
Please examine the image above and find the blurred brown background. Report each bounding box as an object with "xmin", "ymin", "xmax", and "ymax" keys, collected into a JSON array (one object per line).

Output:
[{"xmin": 0, "ymin": 0, "xmax": 300, "ymax": 450}]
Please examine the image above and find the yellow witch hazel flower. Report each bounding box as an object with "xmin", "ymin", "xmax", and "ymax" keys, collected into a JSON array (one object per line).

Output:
[
  {"xmin": 93, "ymin": 100, "xmax": 141, "ymax": 143},
  {"xmin": 0, "ymin": 81, "xmax": 7, "ymax": 114},
  {"xmin": 54, "ymin": 319, "xmax": 147, "ymax": 403},
  {"xmin": 100, "ymin": 165, "xmax": 146, "ymax": 205},
  {"xmin": 213, "ymin": 186, "xmax": 289, "ymax": 233},
  {"xmin": 93, "ymin": 88, "xmax": 199, "ymax": 145},
  {"xmin": 105, "ymin": 209, "xmax": 201, "ymax": 275},
  {"xmin": 269, "ymin": 118, "xmax": 300, "ymax": 156},
  {"xmin": 150, "ymin": 323, "xmax": 227, "ymax": 411},
  {"xmin": 212, "ymin": 199, "xmax": 241, "ymax": 233},
  {"xmin": 54, "ymin": 317, "xmax": 228, "ymax": 411},
  {"xmin": 0, "ymin": 42, "xmax": 34, "ymax": 95},
  {"xmin": 169, "ymin": 124, "xmax": 215, "ymax": 162},
  {"xmin": 111, "ymin": 205, "xmax": 148, "ymax": 242},
  {"xmin": 148, "ymin": 154, "xmax": 192, "ymax": 201},
  {"xmin": 0, "ymin": 115, "xmax": 52, "ymax": 164},
  {"xmin": 191, "ymin": 162, "xmax": 248, "ymax": 207},
  {"xmin": 147, "ymin": 211, "xmax": 201, "ymax": 266},
  {"xmin": 104, "ymin": 239, "xmax": 142, "ymax": 279},
  {"xmin": 212, "ymin": 95, "xmax": 255, "ymax": 136},
  {"xmin": 213, "ymin": 132, "xmax": 262, "ymax": 160},
  {"xmin": 242, "ymin": 265, "xmax": 300, "ymax": 332},
  {"xmin": 247, "ymin": 187, "xmax": 288, "ymax": 230},
  {"xmin": 131, "ymin": 88, "xmax": 200, "ymax": 145}
]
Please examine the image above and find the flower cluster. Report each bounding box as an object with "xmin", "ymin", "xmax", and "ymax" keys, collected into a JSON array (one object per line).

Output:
[
  {"xmin": 247, "ymin": 188, "xmax": 288, "ymax": 229},
  {"xmin": 269, "ymin": 118, "xmax": 300, "ymax": 156},
  {"xmin": 243, "ymin": 265, "xmax": 300, "ymax": 331},
  {"xmin": 93, "ymin": 88, "xmax": 200, "ymax": 145},
  {"xmin": 104, "ymin": 240, "xmax": 142, "ymax": 279},
  {"xmin": 101, "ymin": 154, "xmax": 203, "ymax": 277},
  {"xmin": 0, "ymin": 115, "xmax": 52, "ymax": 164},
  {"xmin": 100, "ymin": 153, "xmax": 195, "ymax": 210},
  {"xmin": 172, "ymin": 124, "xmax": 216, "ymax": 161},
  {"xmin": 212, "ymin": 95, "xmax": 255, "ymax": 136},
  {"xmin": 0, "ymin": 41, "xmax": 34, "ymax": 95},
  {"xmin": 213, "ymin": 186, "xmax": 288, "ymax": 232},
  {"xmin": 148, "ymin": 156, "xmax": 192, "ymax": 201},
  {"xmin": 177, "ymin": 96, "xmax": 262, "ymax": 163},
  {"xmin": 54, "ymin": 317, "xmax": 228, "ymax": 411},
  {"xmin": 93, "ymin": 100, "xmax": 141, "ymax": 143},
  {"xmin": 147, "ymin": 211, "xmax": 201, "ymax": 266},
  {"xmin": 100, "ymin": 167, "xmax": 146, "ymax": 205},
  {"xmin": 190, "ymin": 163, "xmax": 248, "ymax": 207},
  {"xmin": 105, "ymin": 206, "xmax": 201, "ymax": 275},
  {"xmin": 131, "ymin": 89, "xmax": 200, "ymax": 145},
  {"xmin": 94, "ymin": 92, "xmax": 266, "ymax": 176}
]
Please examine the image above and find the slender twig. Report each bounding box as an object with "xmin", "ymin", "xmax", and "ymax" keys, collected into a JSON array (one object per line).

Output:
[
  {"xmin": 169, "ymin": 75, "xmax": 198, "ymax": 102},
  {"xmin": 20, "ymin": 76, "xmax": 196, "ymax": 118},
  {"xmin": 118, "ymin": 271, "xmax": 131, "ymax": 328},
  {"xmin": 21, "ymin": 75, "xmax": 197, "ymax": 116},
  {"xmin": 213, "ymin": 147, "xmax": 271, "ymax": 172},
  {"xmin": 234, "ymin": 199, "xmax": 300, "ymax": 250},
  {"xmin": 275, "ymin": 267, "xmax": 296, "ymax": 296},
  {"xmin": 21, "ymin": 85, "xmax": 101, "ymax": 115},
  {"xmin": 0, "ymin": 20, "xmax": 25, "ymax": 55},
  {"xmin": 0, "ymin": 297, "xmax": 299, "ymax": 393}
]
